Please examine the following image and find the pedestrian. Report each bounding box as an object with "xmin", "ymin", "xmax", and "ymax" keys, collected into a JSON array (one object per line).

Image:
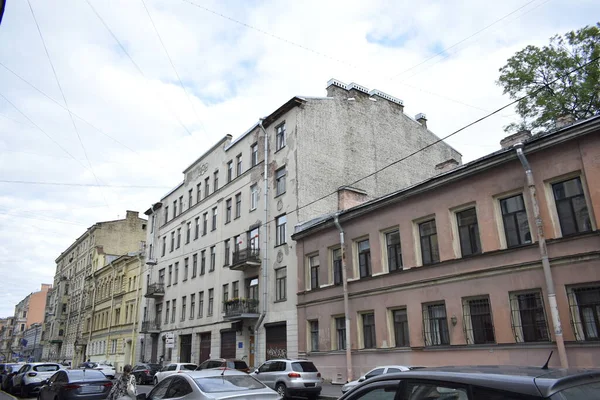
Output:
[{"xmin": 108, "ymin": 364, "xmax": 137, "ymax": 400}]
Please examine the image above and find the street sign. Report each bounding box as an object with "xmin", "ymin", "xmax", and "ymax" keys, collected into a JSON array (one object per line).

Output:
[{"xmin": 165, "ymin": 333, "xmax": 175, "ymax": 348}]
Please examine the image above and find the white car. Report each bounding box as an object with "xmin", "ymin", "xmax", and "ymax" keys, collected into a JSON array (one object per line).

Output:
[
  {"xmin": 153, "ymin": 363, "xmax": 197, "ymax": 384},
  {"xmin": 341, "ymin": 365, "xmax": 417, "ymax": 393},
  {"xmin": 11, "ymin": 362, "xmax": 62, "ymax": 397},
  {"xmin": 95, "ymin": 363, "xmax": 116, "ymax": 379}
]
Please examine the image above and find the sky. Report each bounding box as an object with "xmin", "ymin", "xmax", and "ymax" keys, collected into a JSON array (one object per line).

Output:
[{"xmin": 0, "ymin": 0, "xmax": 598, "ymax": 317}]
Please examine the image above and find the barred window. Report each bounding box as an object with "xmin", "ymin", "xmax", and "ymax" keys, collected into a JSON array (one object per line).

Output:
[
  {"xmin": 335, "ymin": 317, "xmax": 346, "ymax": 350},
  {"xmin": 462, "ymin": 297, "xmax": 495, "ymax": 344},
  {"xmin": 362, "ymin": 313, "xmax": 376, "ymax": 349},
  {"xmin": 309, "ymin": 320, "xmax": 319, "ymax": 352},
  {"xmin": 309, "ymin": 255, "xmax": 319, "ymax": 290},
  {"xmin": 392, "ymin": 309, "xmax": 409, "ymax": 347},
  {"xmin": 386, "ymin": 230, "xmax": 402, "ymax": 272},
  {"xmin": 568, "ymin": 285, "xmax": 600, "ymax": 341},
  {"xmin": 423, "ymin": 303, "xmax": 449, "ymax": 346},
  {"xmin": 332, "ymin": 248, "xmax": 342, "ymax": 286},
  {"xmin": 510, "ymin": 291, "xmax": 549, "ymax": 342},
  {"xmin": 552, "ymin": 177, "xmax": 591, "ymax": 236}
]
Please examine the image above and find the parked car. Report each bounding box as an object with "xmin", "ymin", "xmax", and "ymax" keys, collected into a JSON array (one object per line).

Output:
[
  {"xmin": 39, "ymin": 369, "xmax": 113, "ymax": 400},
  {"xmin": 1, "ymin": 363, "xmax": 23, "ymax": 392},
  {"xmin": 341, "ymin": 365, "xmax": 420, "ymax": 393},
  {"xmin": 11, "ymin": 362, "xmax": 63, "ymax": 397},
  {"xmin": 140, "ymin": 369, "xmax": 279, "ymax": 400},
  {"xmin": 153, "ymin": 363, "xmax": 197, "ymax": 384},
  {"xmin": 338, "ymin": 365, "xmax": 600, "ymax": 399},
  {"xmin": 131, "ymin": 363, "xmax": 162, "ymax": 385},
  {"xmin": 93, "ymin": 364, "xmax": 116, "ymax": 380},
  {"xmin": 196, "ymin": 359, "xmax": 250, "ymax": 373},
  {"xmin": 251, "ymin": 359, "xmax": 322, "ymax": 399}
]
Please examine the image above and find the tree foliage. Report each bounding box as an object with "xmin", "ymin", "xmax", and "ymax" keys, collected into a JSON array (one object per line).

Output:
[{"xmin": 497, "ymin": 23, "xmax": 600, "ymax": 132}]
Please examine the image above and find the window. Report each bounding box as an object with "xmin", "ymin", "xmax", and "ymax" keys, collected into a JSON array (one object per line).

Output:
[
  {"xmin": 309, "ymin": 255, "xmax": 319, "ymax": 290},
  {"xmin": 224, "ymin": 240, "xmax": 231, "ymax": 266},
  {"xmin": 158, "ymin": 268, "xmax": 165, "ymax": 284},
  {"xmin": 196, "ymin": 183, "xmax": 201, "ymax": 204},
  {"xmin": 165, "ymin": 301, "xmax": 170, "ymax": 324},
  {"xmin": 223, "ymin": 284, "xmax": 229, "ymax": 304},
  {"xmin": 275, "ymin": 123, "xmax": 286, "ymax": 150},
  {"xmin": 161, "ymin": 237, "xmax": 166, "ymax": 256},
  {"xmin": 235, "ymin": 193, "xmax": 241, "ymax": 218},
  {"xmin": 181, "ymin": 296, "xmax": 186, "ymax": 321},
  {"xmin": 171, "ymin": 299, "xmax": 176, "ymax": 323},
  {"xmin": 335, "ymin": 317, "xmax": 346, "ymax": 350},
  {"xmin": 208, "ymin": 289, "xmax": 214, "ymax": 316},
  {"xmin": 225, "ymin": 199, "xmax": 232, "ymax": 223},
  {"xmin": 190, "ymin": 294, "xmax": 195, "ymax": 320},
  {"xmin": 251, "ymin": 143, "xmax": 258, "ymax": 166},
  {"xmin": 392, "ymin": 309, "xmax": 409, "ymax": 347},
  {"xmin": 423, "ymin": 302, "xmax": 450, "ymax": 346},
  {"xmin": 463, "ymin": 297, "xmax": 495, "ymax": 344},
  {"xmin": 179, "ymin": 196, "xmax": 183, "ymax": 215},
  {"xmin": 198, "ymin": 291, "xmax": 204, "ymax": 318},
  {"xmin": 457, "ymin": 207, "xmax": 481, "ymax": 256},
  {"xmin": 201, "ymin": 212, "xmax": 208, "ymax": 235},
  {"xmin": 404, "ymin": 382, "xmax": 468, "ymax": 400},
  {"xmin": 386, "ymin": 230, "xmax": 402, "ymax": 272},
  {"xmin": 174, "ymin": 262, "xmax": 179, "ymax": 284},
  {"xmin": 275, "ymin": 267, "xmax": 287, "ymax": 301},
  {"xmin": 183, "ymin": 258, "xmax": 189, "ymax": 280},
  {"xmin": 213, "ymin": 171, "xmax": 219, "ymax": 191},
  {"xmin": 510, "ymin": 291, "xmax": 549, "ymax": 342},
  {"xmin": 186, "ymin": 222, "xmax": 191, "ymax": 244},
  {"xmin": 236, "ymin": 154, "xmax": 242, "ymax": 176},
  {"xmin": 176, "ymin": 228, "xmax": 181, "ymax": 248},
  {"xmin": 164, "ymin": 206, "xmax": 169, "ymax": 224},
  {"xmin": 500, "ymin": 194, "xmax": 531, "ymax": 247},
  {"xmin": 309, "ymin": 320, "xmax": 319, "ymax": 352},
  {"xmin": 195, "ymin": 217, "xmax": 199, "ymax": 239},
  {"xmin": 204, "ymin": 177, "xmax": 209, "ymax": 198},
  {"xmin": 275, "ymin": 167, "xmax": 286, "ymax": 196},
  {"xmin": 227, "ymin": 161, "xmax": 233, "ymax": 183},
  {"xmin": 209, "ymin": 246, "xmax": 215, "ymax": 271},
  {"xmin": 362, "ymin": 312, "xmax": 376, "ymax": 348},
  {"xmin": 170, "ymin": 232, "xmax": 175, "ymax": 252},
  {"xmin": 192, "ymin": 254, "xmax": 197, "ymax": 278},
  {"xmin": 275, "ymin": 215, "xmax": 287, "ymax": 246},
  {"xmin": 168, "ymin": 265, "xmax": 172, "ymax": 286},
  {"xmin": 357, "ymin": 239, "xmax": 371, "ymax": 278},
  {"xmin": 188, "ymin": 189, "xmax": 193, "ymax": 209},
  {"xmin": 173, "ymin": 200, "xmax": 177, "ymax": 218},
  {"xmin": 568, "ymin": 285, "xmax": 600, "ymax": 341},
  {"xmin": 211, "ymin": 207, "xmax": 217, "ymax": 231},
  {"xmin": 232, "ymin": 281, "xmax": 239, "ymax": 298},
  {"xmin": 552, "ymin": 177, "xmax": 591, "ymax": 235},
  {"xmin": 419, "ymin": 219, "xmax": 439, "ymax": 265},
  {"xmin": 332, "ymin": 248, "xmax": 342, "ymax": 286},
  {"xmin": 250, "ymin": 184, "xmax": 258, "ymax": 210},
  {"xmin": 200, "ymin": 250, "xmax": 206, "ymax": 275}
]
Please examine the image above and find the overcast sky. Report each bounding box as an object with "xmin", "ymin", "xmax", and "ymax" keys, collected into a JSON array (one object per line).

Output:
[{"xmin": 0, "ymin": 0, "xmax": 597, "ymax": 317}]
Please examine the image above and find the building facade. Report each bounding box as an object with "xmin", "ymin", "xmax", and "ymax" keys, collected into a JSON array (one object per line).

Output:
[
  {"xmin": 0, "ymin": 317, "xmax": 15, "ymax": 361},
  {"xmin": 293, "ymin": 116, "xmax": 600, "ymax": 382},
  {"xmin": 43, "ymin": 210, "xmax": 147, "ymax": 364},
  {"xmin": 141, "ymin": 79, "xmax": 461, "ymax": 368},
  {"xmin": 22, "ymin": 323, "xmax": 43, "ymax": 361}
]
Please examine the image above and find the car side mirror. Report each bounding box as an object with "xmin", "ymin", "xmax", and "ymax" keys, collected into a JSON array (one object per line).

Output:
[
  {"xmin": 358, "ymin": 377, "xmax": 365, "ymax": 382},
  {"xmin": 41, "ymin": 379, "xmax": 49, "ymax": 385},
  {"xmin": 254, "ymin": 369, "xmax": 259, "ymax": 374}
]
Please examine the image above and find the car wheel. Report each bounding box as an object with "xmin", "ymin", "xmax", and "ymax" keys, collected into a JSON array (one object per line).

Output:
[
  {"xmin": 153, "ymin": 377, "xmax": 158, "ymax": 385},
  {"xmin": 275, "ymin": 383, "xmax": 287, "ymax": 399}
]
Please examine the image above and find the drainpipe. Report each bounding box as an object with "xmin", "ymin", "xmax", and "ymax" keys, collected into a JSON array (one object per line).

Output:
[
  {"xmin": 255, "ymin": 119, "xmax": 269, "ymax": 368},
  {"xmin": 105, "ymin": 263, "xmax": 117, "ymax": 364},
  {"xmin": 333, "ymin": 214, "xmax": 352, "ymax": 382},
  {"xmin": 131, "ymin": 253, "xmax": 144, "ymax": 365},
  {"xmin": 87, "ymin": 276, "xmax": 97, "ymax": 360},
  {"xmin": 514, "ymin": 143, "xmax": 568, "ymax": 368}
]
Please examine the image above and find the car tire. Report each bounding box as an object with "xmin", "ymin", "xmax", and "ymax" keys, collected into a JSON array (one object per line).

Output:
[
  {"xmin": 275, "ymin": 383, "xmax": 287, "ymax": 399},
  {"xmin": 153, "ymin": 377, "xmax": 158, "ymax": 385}
]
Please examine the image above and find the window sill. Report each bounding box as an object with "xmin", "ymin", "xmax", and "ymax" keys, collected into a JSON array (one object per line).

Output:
[
  {"xmin": 274, "ymin": 146, "xmax": 286, "ymax": 154},
  {"xmin": 183, "ymin": 279, "xmax": 187, "ymax": 282},
  {"xmin": 274, "ymin": 299, "xmax": 287, "ymax": 303},
  {"xmin": 191, "ymin": 276, "xmax": 196, "ymax": 279},
  {"xmin": 274, "ymin": 242, "xmax": 287, "ymax": 248},
  {"xmin": 274, "ymin": 191, "xmax": 286, "ymax": 198},
  {"xmin": 225, "ymin": 220, "xmax": 231, "ymax": 225},
  {"xmin": 234, "ymin": 215, "xmax": 241, "ymax": 220},
  {"xmin": 211, "ymin": 228, "xmax": 216, "ymax": 232}
]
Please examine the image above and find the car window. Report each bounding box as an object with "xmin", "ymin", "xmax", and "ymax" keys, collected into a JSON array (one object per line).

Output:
[
  {"xmin": 68, "ymin": 370, "xmax": 105, "ymax": 381},
  {"xmin": 405, "ymin": 381, "xmax": 468, "ymax": 400},
  {"xmin": 258, "ymin": 362, "xmax": 271, "ymax": 373},
  {"xmin": 194, "ymin": 375, "xmax": 265, "ymax": 393},
  {"xmin": 387, "ymin": 368, "xmax": 402, "ymax": 374},
  {"xmin": 472, "ymin": 386, "xmax": 540, "ymax": 399},
  {"xmin": 182, "ymin": 364, "xmax": 196, "ymax": 371},
  {"xmin": 165, "ymin": 377, "xmax": 193, "ymax": 398},
  {"xmin": 18, "ymin": 365, "xmax": 30, "ymax": 373},
  {"xmin": 33, "ymin": 365, "xmax": 60, "ymax": 372},
  {"xmin": 552, "ymin": 381, "xmax": 600, "ymax": 399},
  {"xmin": 347, "ymin": 384, "xmax": 399, "ymax": 400},
  {"xmin": 365, "ymin": 368, "xmax": 385, "ymax": 379},
  {"xmin": 48, "ymin": 372, "xmax": 59, "ymax": 383},
  {"xmin": 149, "ymin": 378, "xmax": 171, "ymax": 400},
  {"xmin": 57, "ymin": 371, "xmax": 69, "ymax": 383},
  {"xmin": 167, "ymin": 364, "xmax": 177, "ymax": 371},
  {"xmin": 292, "ymin": 362, "xmax": 318, "ymax": 372},
  {"xmin": 233, "ymin": 361, "xmax": 248, "ymax": 370}
]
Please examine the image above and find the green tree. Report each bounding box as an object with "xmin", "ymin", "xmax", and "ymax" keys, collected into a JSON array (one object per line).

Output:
[{"xmin": 497, "ymin": 23, "xmax": 600, "ymax": 132}]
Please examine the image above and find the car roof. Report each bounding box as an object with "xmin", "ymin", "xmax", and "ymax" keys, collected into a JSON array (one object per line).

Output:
[
  {"xmin": 368, "ymin": 365, "xmax": 412, "ymax": 370},
  {"xmin": 176, "ymin": 369, "xmax": 248, "ymax": 378},
  {"xmin": 371, "ymin": 366, "xmax": 600, "ymax": 397}
]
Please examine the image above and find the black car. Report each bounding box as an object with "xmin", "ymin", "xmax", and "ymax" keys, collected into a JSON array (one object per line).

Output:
[
  {"xmin": 132, "ymin": 363, "xmax": 162, "ymax": 385},
  {"xmin": 39, "ymin": 369, "xmax": 113, "ymax": 400},
  {"xmin": 339, "ymin": 365, "xmax": 600, "ymax": 399}
]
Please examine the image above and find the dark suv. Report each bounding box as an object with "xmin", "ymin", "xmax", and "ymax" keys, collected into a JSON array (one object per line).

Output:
[
  {"xmin": 132, "ymin": 363, "xmax": 162, "ymax": 384},
  {"xmin": 339, "ymin": 365, "xmax": 600, "ymax": 399},
  {"xmin": 196, "ymin": 359, "xmax": 250, "ymax": 373}
]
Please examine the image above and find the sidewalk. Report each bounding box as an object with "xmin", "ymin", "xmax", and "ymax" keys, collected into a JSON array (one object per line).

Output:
[
  {"xmin": 319, "ymin": 382, "xmax": 343, "ymax": 399},
  {"xmin": 0, "ymin": 390, "xmax": 17, "ymax": 400}
]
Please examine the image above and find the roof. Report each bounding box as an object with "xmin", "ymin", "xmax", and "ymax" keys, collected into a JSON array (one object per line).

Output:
[
  {"xmin": 366, "ymin": 366, "xmax": 600, "ymax": 397},
  {"xmin": 180, "ymin": 369, "xmax": 248, "ymax": 378}
]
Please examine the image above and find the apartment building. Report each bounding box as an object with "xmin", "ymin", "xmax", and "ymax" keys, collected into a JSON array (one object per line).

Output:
[
  {"xmin": 43, "ymin": 211, "xmax": 147, "ymax": 364},
  {"xmin": 0, "ymin": 317, "xmax": 15, "ymax": 361},
  {"xmin": 141, "ymin": 79, "xmax": 461, "ymax": 367},
  {"xmin": 293, "ymin": 116, "xmax": 600, "ymax": 382}
]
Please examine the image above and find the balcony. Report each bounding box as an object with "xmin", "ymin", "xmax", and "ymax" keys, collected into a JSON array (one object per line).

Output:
[
  {"xmin": 145, "ymin": 282, "xmax": 165, "ymax": 298},
  {"xmin": 223, "ymin": 299, "xmax": 260, "ymax": 320},
  {"xmin": 140, "ymin": 319, "xmax": 161, "ymax": 334},
  {"xmin": 49, "ymin": 330, "xmax": 64, "ymax": 343},
  {"xmin": 229, "ymin": 247, "xmax": 261, "ymax": 271}
]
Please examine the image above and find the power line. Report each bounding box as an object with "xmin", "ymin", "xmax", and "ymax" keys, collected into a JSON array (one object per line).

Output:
[
  {"xmin": 0, "ymin": 179, "xmax": 170, "ymax": 189},
  {"xmin": 85, "ymin": 0, "xmax": 194, "ymax": 136}
]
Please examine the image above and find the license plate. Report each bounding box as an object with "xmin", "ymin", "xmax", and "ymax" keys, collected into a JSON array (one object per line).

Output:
[
  {"xmin": 304, "ymin": 383, "xmax": 315, "ymax": 387},
  {"xmin": 80, "ymin": 385, "xmax": 103, "ymax": 393}
]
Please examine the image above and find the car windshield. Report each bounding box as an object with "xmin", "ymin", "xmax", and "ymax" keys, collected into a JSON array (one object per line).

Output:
[
  {"xmin": 182, "ymin": 364, "xmax": 197, "ymax": 370},
  {"xmin": 68, "ymin": 370, "xmax": 106, "ymax": 380},
  {"xmin": 552, "ymin": 381, "xmax": 600, "ymax": 399},
  {"xmin": 233, "ymin": 361, "xmax": 248, "ymax": 370},
  {"xmin": 194, "ymin": 375, "xmax": 265, "ymax": 393},
  {"xmin": 292, "ymin": 362, "xmax": 318, "ymax": 372},
  {"xmin": 148, "ymin": 364, "xmax": 161, "ymax": 369},
  {"xmin": 33, "ymin": 365, "xmax": 60, "ymax": 372}
]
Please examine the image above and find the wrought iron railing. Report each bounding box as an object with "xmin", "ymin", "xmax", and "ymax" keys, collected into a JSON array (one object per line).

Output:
[
  {"xmin": 224, "ymin": 299, "xmax": 259, "ymax": 318},
  {"xmin": 231, "ymin": 247, "xmax": 260, "ymax": 265}
]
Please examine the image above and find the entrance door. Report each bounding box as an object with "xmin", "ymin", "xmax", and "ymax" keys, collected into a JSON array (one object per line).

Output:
[
  {"xmin": 249, "ymin": 335, "xmax": 255, "ymax": 367},
  {"xmin": 220, "ymin": 331, "xmax": 236, "ymax": 359},
  {"xmin": 265, "ymin": 323, "xmax": 287, "ymax": 360},
  {"xmin": 179, "ymin": 335, "xmax": 192, "ymax": 363},
  {"xmin": 199, "ymin": 333, "xmax": 211, "ymax": 363},
  {"xmin": 151, "ymin": 335, "xmax": 158, "ymax": 363}
]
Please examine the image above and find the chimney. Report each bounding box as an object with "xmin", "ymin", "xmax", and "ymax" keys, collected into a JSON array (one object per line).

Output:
[
  {"xmin": 556, "ymin": 114, "xmax": 575, "ymax": 129},
  {"xmin": 416, "ymin": 113, "xmax": 427, "ymax": 128},
  {"xmin": 435, "ymin": 158, "xmax": 459, "ymax": 174},
  {"xmin": 500, "ymin": 130, "xmax": 531, "ymax": 149},
  {"xmin": 126, "ymin": 210, "xmax": 139, "ymax": 220},
  {"xmin": 337, "ymin": 186, "xmax": 368, "ymax": 211},
  {"xmin": 346, "ymin": 82, "xmax": 370, "ymax": 100},
  {"xmin": 326, "ymin": 78, "xmax": 349, "ymax": 98}
]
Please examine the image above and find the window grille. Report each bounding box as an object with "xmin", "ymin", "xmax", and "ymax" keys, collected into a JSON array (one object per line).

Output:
[
  {"xmin": 462, "ymin": 297, "xmax": 495, "ymax": 344},
  {"xmin": 567, "ymin": 286, "xmax": 600, "ymax": 341},
  {"xmin": 422, "ymin": 303, "xmax": 449, "ymax": 346},
  {"xmin": 509, "ymin": 291, "xmax": 549, "ymax": 342}
]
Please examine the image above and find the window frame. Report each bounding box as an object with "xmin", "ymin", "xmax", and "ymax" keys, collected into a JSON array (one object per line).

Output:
[
  {"xmin": 415, "ymin": 217, "xmax": 440, "ymax": 266},
  {"xmin": 496, "ymin": 192, "xmax": 533, "ymax": 248},
  {"xmin": 567, "ymin": 283, "xmax": 600, "ymax": 341},
  {"xmin": 509, "ymin": 289, "xmax": 550, "ymax": 343},
  {"xmin": 454, "ymin": 206, "xmax": 482, "ymax": 257},
  {"xmin": 383, "ymin": 228, "xmax": 402, "ymax": 272},
  {"xmin": 360, "ymin": 312, "xmax": 376, "ymax": 349},
  {"xmin": 388, "ymin": 307, "xmax": 409, "ymax": 348},
  {"xmin": 332, "ymin": 247, "xmax": 342, "ymax": 286},
  {"xmin": 308, "ymin": 254, "xmax": 320, "ymax": 290},
  {"xmin": 462, "ymin": 295, "xmax": 495, "ymax": 344},
  {"xmin": 250, "ymin": 184, "xmax": 259, "ymax": 211},
  {"xmin": 308, "ymin": 320, "xmax": 319, "ymax": 352},
  {"xmin": 275, "ymin": 214, "xmax": 287, "ymax": 246},
  {"xmin": 275, "ymin": 166, "xmax": 287, "ymax": 196},
  {"xmin": 275, "ymin": 123, "xmax": 286, "ymax": 151},
  {"xmin": 275, "ymin": 267, "xmax": 287, "ymax": 302},
  {"xmin": 235, "ymin": 193, "xmax": 242, "ymax": 218},
  {"xmin": 422, "ymin": 301, "xmax": 450, "ymax": 346},
  {"xmin": 236, "ymin": 154, "xmax": 242, "ymax": 176},
  {"xmin": 227, "ymin": 160, "xmax": 233, "ymax": 183},
  {"xmin": 334, "ymin": 316, "xmax": 346, "ymax": 350},
  {"xmin": 356, "ymin": 238, "xmax": 371, "ymax": 278},
  {"xmin": 225, "ymin": 198, "xmax": 232, "ymax": 223},
  {"xmin": 251, "ymin": 143, "xmax": 258, "ymax": 167},
  {"xmin": 548, "ymin": 174, "xmax": 593, "ymax": 237}
]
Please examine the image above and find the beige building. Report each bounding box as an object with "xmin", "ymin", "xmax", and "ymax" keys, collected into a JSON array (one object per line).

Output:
[
  {"xmin": 141, "ymin": 79, "xmax": 461, "ymax": 368},
  {"xmin": 44, "ymin": 211, "xmax": 147, "ymax": 363},
  {"xmin": 0, "ymin": 317, "xmax": 15, "ymax": 361},
  {"xmin": 293, "ymin": 116, "xmax": 600, "ymax": 382}
]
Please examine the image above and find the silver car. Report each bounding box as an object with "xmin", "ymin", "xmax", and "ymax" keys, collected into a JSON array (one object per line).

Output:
[
  {"xmin": 251, "ymin": 359, "xmax": 321, "ymax": 399},
  {"xmin": 341, "ymin": 365, "xmax": 416, "ymax": 394},
  {"xmin": 140, "ymin": 369, "xmax": 280, "ymax": 400}
]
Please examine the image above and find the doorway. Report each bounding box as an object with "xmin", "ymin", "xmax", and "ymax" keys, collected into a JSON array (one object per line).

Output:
[
  {"xmin": 179, "ymin": 335, "xmax": 192, "ymax": 363},
  {"xmin": 199, "ymin": 333, "xmax": 211, "ymax": 363},
  {"xmin": 220, "ymin": 330, "xmax": 236, "ymax": 359}
]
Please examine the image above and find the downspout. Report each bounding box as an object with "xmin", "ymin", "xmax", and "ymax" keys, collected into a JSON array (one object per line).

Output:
[
  {"xmin": 86, "ymin": 275, "xmax": 97, "ymax": 360},
  {"xmin": 514, "ymin": 142, "xmax": 568, "ymax": 368},
  {"xmin": 333, "ymin": 214, "xmax": 352, "ymax": 382},
  {"xmin": 131, "ymin": 254, "xmax": 144, "ymax": 365},
  {"xmin": 255, "ymin": 119, "xmax": 269, "ymax": 368},
  {"xmin": 105, "ymin": 264, "xmax": 117, "ymax": 364}
]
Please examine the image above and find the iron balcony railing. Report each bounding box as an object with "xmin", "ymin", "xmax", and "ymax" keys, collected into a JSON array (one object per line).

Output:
[
  {"xmin": 224, "ymin": 298, "xmax": 260, "ymax": 319},
  {"xmin": 230, "ymin": 247, "xmax": 260, "ymax": 270},
  {"xmin": 145, "ymin": 282, "xmax": 165, "ymax": 298},
  {"xmin": 140, "ymin": 319, "xmax": 161, "ymax": 333}
]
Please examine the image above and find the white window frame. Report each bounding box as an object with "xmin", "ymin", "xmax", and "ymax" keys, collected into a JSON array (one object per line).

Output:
[
  {"xmin": 381, "ymin": 226, "xmax": 402, "ymax": 273},
  {"xmin": 449, "ymin": 202, "xmax": 480, "ymax": 258},
  {"xmin": 412, "ymin": 215, "xmax": 438, "ymax": 267},
  {"xmin": 250, "ymin": 184, "xmax": 259, "ymax": 211}
]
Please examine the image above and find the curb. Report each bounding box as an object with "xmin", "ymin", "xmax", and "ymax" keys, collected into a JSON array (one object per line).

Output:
[{"xmin": 0, "ymin": 390, "xmax": 18, "ymax": 400}]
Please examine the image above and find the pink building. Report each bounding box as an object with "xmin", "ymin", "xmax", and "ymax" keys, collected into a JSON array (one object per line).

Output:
[{"xmin": 293, "ymin": 116, "xmax": 600, "ymax": 383}]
